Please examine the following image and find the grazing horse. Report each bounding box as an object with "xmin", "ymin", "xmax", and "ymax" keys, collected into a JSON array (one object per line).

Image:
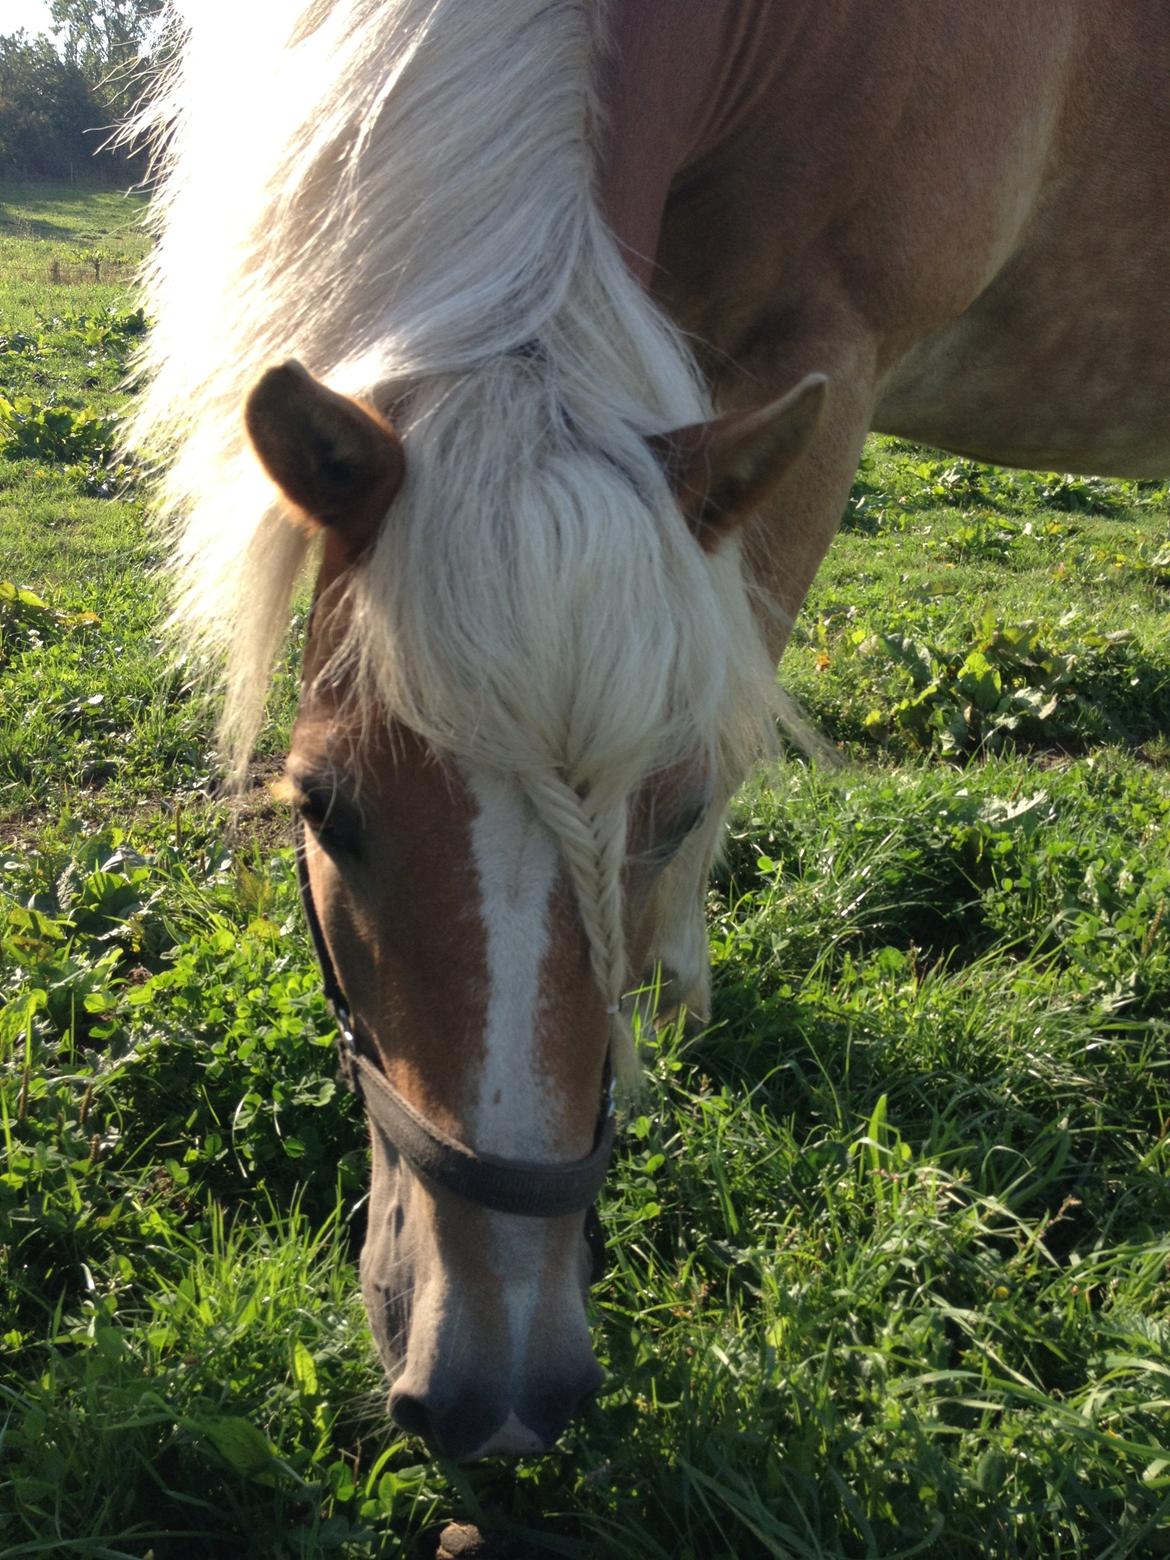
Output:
[{"xmin": 132, "ymin": 0, "xmax": 1170, "ymax": 1459}]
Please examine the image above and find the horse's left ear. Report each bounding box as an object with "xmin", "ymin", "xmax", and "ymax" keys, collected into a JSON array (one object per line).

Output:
[
  {"xmin": 652, "ymin": 373, "xmax": 828, "ymax": 551},
  {"xmin": 245, "ymin": 360, "xmax": 405, "ymax": 551}
]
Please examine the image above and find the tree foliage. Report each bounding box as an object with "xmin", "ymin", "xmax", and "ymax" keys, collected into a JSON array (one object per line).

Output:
[
  {"xmin": 0, "ymin": 2, "xmax": 164, "ymax": 182},
  {"xmin": 48, "ymin": 0, "xmax": 164, "ymax": 115},
  {"xmin": 0, "ymin": 32, "xmax": 118, "ymax": 181}
]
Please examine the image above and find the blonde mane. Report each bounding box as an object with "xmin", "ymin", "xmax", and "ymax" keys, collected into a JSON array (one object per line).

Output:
[{"xmin": 129, "ymin": 0, "xmax": 780, "ymax": 1074}]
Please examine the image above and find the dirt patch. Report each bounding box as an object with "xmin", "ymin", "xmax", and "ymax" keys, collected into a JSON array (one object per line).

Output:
[{"xmin": 0, "ymin": 757, "xmax": 291, "ymax": 854}]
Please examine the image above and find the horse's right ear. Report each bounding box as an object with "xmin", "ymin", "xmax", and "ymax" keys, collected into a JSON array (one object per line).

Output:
[{"xmin": 245, "ymin": 361, "xmax": 404, "ymax": 551}]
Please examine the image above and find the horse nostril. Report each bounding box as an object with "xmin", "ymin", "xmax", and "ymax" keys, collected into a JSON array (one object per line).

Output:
[
  {"xmin": 524, "ymin": 1365, "xmax": 605, "ymax": 1449},
  {"xmin": 388, "ymin": 1389, "xmax": 431, "ymax": 1441},
  {"xmin": 391, "ymin": 1385, "xmax": 512, "ymax": 1460}
]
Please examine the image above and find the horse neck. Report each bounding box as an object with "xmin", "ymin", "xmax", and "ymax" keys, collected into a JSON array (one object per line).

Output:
[{"xmin": 596, "ymin": 1, "xmax": 805, "ymax": 285}]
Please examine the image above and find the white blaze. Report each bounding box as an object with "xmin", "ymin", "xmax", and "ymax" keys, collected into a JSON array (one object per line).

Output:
[
  {"xmin": 466, "ymin": 768, "xmax": 561, "ymax": 1160},
  {"xmin": 466, "ymin": 767, "xmax": 575, "ymax": 1383}
]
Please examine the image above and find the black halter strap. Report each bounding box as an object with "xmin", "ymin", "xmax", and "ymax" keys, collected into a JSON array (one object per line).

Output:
[{"xmin": 294, "ymin": 831, "xmax": 616, "ymax": 1232}]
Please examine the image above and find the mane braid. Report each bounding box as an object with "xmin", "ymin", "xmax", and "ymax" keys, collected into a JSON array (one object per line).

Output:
[
  {"xmin": 524, "ymin": 773, "xmax": 636, "ymax": 1085},
  {"xmin": 130, "ymin": 0, "xmax": 781, "ymax": 1043}
]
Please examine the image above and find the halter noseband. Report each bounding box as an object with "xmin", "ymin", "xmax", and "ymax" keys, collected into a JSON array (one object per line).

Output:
[{"xmin": 295, "ymin": 830, "xmax": 614, "ymax": 1274}]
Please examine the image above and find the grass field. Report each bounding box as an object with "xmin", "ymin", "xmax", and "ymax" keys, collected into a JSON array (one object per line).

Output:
[{"xmin": 2, "ymin": 181, "xmax": 1170, "ymax": 1559}]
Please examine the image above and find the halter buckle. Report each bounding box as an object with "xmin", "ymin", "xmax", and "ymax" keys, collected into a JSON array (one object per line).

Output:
[{"xmin": 333, "ymin": 1001, "xmax": 363, "ymax": 1099}]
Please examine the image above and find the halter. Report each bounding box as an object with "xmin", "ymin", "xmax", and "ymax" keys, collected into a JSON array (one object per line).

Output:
[{"xmin": 295, "ymin": 830, "xmax": 614, "ymax": 1278}]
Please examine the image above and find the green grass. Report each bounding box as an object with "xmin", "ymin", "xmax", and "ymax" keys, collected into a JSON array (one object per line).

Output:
[
  {"xmin": 2, "ymin": 181, "xmax": 1170, "ymax": 1558},
  {"xmin": 0, "ymin": 180, "xmax": 150, "ymax": 328},
  {"xmin": 782, "ymin": 445, "xmax": 1170, "ymax": 759}
]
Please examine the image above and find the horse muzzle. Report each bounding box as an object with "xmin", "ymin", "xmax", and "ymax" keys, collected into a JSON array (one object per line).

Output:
[
  {"xmin": 388, "ymin": 1352, "xmax": 605, "ymax": 1461},
  {"xmin": 364, "ymin": 1162, "xmax": 606, "ymax": 1459}
]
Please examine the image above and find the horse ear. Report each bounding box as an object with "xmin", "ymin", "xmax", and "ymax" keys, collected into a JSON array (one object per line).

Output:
[
  {"xmin": 652, "ymin": 373, "xmax": 828, "ymax": 551},
  {"xmin": 244, "ymin": 361, "xmax": 405, "ymax": 549}
]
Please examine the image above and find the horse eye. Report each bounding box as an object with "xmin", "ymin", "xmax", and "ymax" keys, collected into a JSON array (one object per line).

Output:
[
  {"xmin": 298, "ymin": 790, "xmax": 331, "ymax": 829},
  {"xmin": 643, "ymin": 801, "xmax": 708, "ymax": 867},
  {"xmin": 290, "ymin": 780, "xmax": 359, "ymax": 851},
  {"xmin": 672, "ymin": 804, "xmax": 707, "ymax": 842}
]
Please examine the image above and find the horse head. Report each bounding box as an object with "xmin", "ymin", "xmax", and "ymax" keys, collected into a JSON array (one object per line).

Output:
[{"xmin": 244, "ymin": 359, "xmax": 825, "ymax": 1459}]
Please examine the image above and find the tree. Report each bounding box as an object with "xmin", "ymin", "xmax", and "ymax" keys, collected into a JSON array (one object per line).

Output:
[
  {"xmin": 48, "ymin": 0, "xmax": 165, "ymax": 118},
  {"xmin": 0, "ymin": 30, "xmax": 117, "ymax": 180},
  {"xmin": 0, "ymin": 1, "xmax": 169, "ymax": 181}
]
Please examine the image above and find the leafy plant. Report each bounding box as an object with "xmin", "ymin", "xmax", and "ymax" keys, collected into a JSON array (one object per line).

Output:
[
  {"xmin": 935, "ymin": 515, "xmax": 1021, "ymax": 564},
  {"xmin": 0, "ymin": 328, "xmax": 42, "ymax": 357},
  {"xmin": 78, "ymin": 246, "xmax": 110, "ymax": 283},
  {"xmin": 0, "ymin": 578, "xmax": 99, "ymax": 666},
  {"xmin": 53, "ymin": 302, "xmax": 148, "ymax": 353},
  {"xmin": 0, "ymin": 392, "xmax": 118, "ymax": 466},
  {"xmin": 853, "ymin": 610, "xmax": 1144, "ymax": 754}
]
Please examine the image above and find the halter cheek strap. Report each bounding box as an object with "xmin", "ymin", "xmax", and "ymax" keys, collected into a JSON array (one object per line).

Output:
[{"xmin": 294, "ymin": 830, "xmax": 616, "ymax": 1244}]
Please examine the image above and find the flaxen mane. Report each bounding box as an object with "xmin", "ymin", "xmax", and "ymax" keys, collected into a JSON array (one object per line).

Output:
[{"xmin": 128, "ymin": 0, "xmax": 781, "ymax": 1076}]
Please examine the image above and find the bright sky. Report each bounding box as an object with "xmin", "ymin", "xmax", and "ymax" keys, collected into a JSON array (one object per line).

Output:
[{"xmin": 5, "ymin": 0, "xmax": 54, "ymax": 37}]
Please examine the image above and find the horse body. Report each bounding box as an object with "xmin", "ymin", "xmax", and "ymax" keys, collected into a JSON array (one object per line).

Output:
[
  {"xmin": 608, "ymin": 0, "xmax": 1170, "ymax": 634},
  {"xmin": 138, "ymin": 0, "xmax": 1170, "ymax": 1459}
]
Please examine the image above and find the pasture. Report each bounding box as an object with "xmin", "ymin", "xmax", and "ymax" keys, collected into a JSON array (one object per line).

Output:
[{"xmin": 2, "ymin": 180, "xmax": 1170, "ymax": 1557}]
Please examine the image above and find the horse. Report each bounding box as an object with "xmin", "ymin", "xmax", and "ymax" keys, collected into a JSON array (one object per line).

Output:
[{"xmin": 131, "ymin": 0, "xmax": 1170, "ymax": 1460}]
